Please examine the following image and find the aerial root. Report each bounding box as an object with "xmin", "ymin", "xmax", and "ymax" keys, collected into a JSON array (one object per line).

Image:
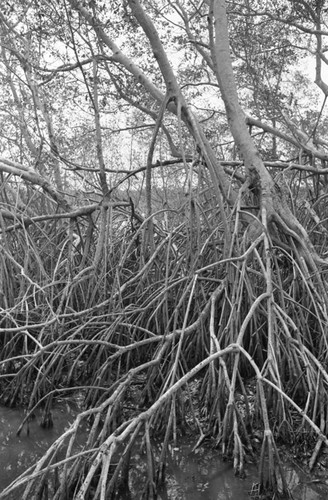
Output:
[
  {"xmin": 309, "ymin": 437, "xmax": 324, "ymax": 471},
  {"xmin": 143, "ymin": 420, "xmax": 157, "ymax": 499},
  {"xmin": 233, "ymin": 423, "xmax": 245, "ymax": 478},
  {"xmin": 219, "ymin": 402, "xmax": 246, "ymax": 477},
  {"xmin": 258, "ymin": 429, "xmax": 290, "ymax": 498}
]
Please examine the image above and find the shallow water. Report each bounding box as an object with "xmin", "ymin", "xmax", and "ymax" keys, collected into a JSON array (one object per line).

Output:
[
  {"xmin": 155, "ymin": 439, "xmax": 328, "ymax": 499},
  {"xmin": 1, "ymin": 405, "xmax": 328, "ymax": 499},
  {"xmin": 0, "ymin": 403, "xmax": 80, "ymax": 492},
  {"xmin": 153, "ymin": 441, "xmax": 259, "ymax": 499}
]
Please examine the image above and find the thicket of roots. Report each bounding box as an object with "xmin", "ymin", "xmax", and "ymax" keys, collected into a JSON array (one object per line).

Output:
[{"xmin": 1, "ymin": 182, "xmax": 328, "ymax": 499}]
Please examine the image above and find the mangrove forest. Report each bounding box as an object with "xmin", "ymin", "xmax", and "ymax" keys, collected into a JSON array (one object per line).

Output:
[{"xmin": 1, "ymin": 0, "xmax": 328, "ymax": 498}]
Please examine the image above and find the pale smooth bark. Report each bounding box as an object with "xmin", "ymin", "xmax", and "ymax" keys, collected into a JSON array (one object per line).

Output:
[{"xmin": 211, "ymin": 0, "xmax": 274, "ymax": 213}]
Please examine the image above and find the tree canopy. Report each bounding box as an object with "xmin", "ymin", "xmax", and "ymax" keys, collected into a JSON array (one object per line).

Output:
[{"xmin": 1, "ymin": 1, "xmax": 328, "ymax": 498}]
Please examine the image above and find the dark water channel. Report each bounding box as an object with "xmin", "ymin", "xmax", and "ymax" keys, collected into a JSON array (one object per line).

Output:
[{"xmin": 0, "ymin": 404, "xmax": 328, "ymax": 499}]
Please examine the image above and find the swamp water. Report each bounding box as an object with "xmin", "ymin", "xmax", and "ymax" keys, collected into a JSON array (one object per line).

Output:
[{"xmin": 0, "ymin": 404, "xmax": 328, "ymax": 499}]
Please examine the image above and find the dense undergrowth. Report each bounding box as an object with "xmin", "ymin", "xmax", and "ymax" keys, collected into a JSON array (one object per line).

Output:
[{"xmin": 1, "ymin": 169, "xmax": 328, "ymax": 500}]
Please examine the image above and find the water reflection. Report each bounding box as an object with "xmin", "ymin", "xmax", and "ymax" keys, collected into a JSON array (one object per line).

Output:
[
  {"xmin": 0, "ymin": 403, "xmax": 79, "ymax": 491},
  {"xmin": 155, "ymin": 438, "xmax": 328, "ymax": 500},
  {"xmin": 1, "ymin": 406, "xmax": 328, "ymax": 499},
  {"xmin": 156, "ymin": 440, "xmax": 258, "ymax": 500}
]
